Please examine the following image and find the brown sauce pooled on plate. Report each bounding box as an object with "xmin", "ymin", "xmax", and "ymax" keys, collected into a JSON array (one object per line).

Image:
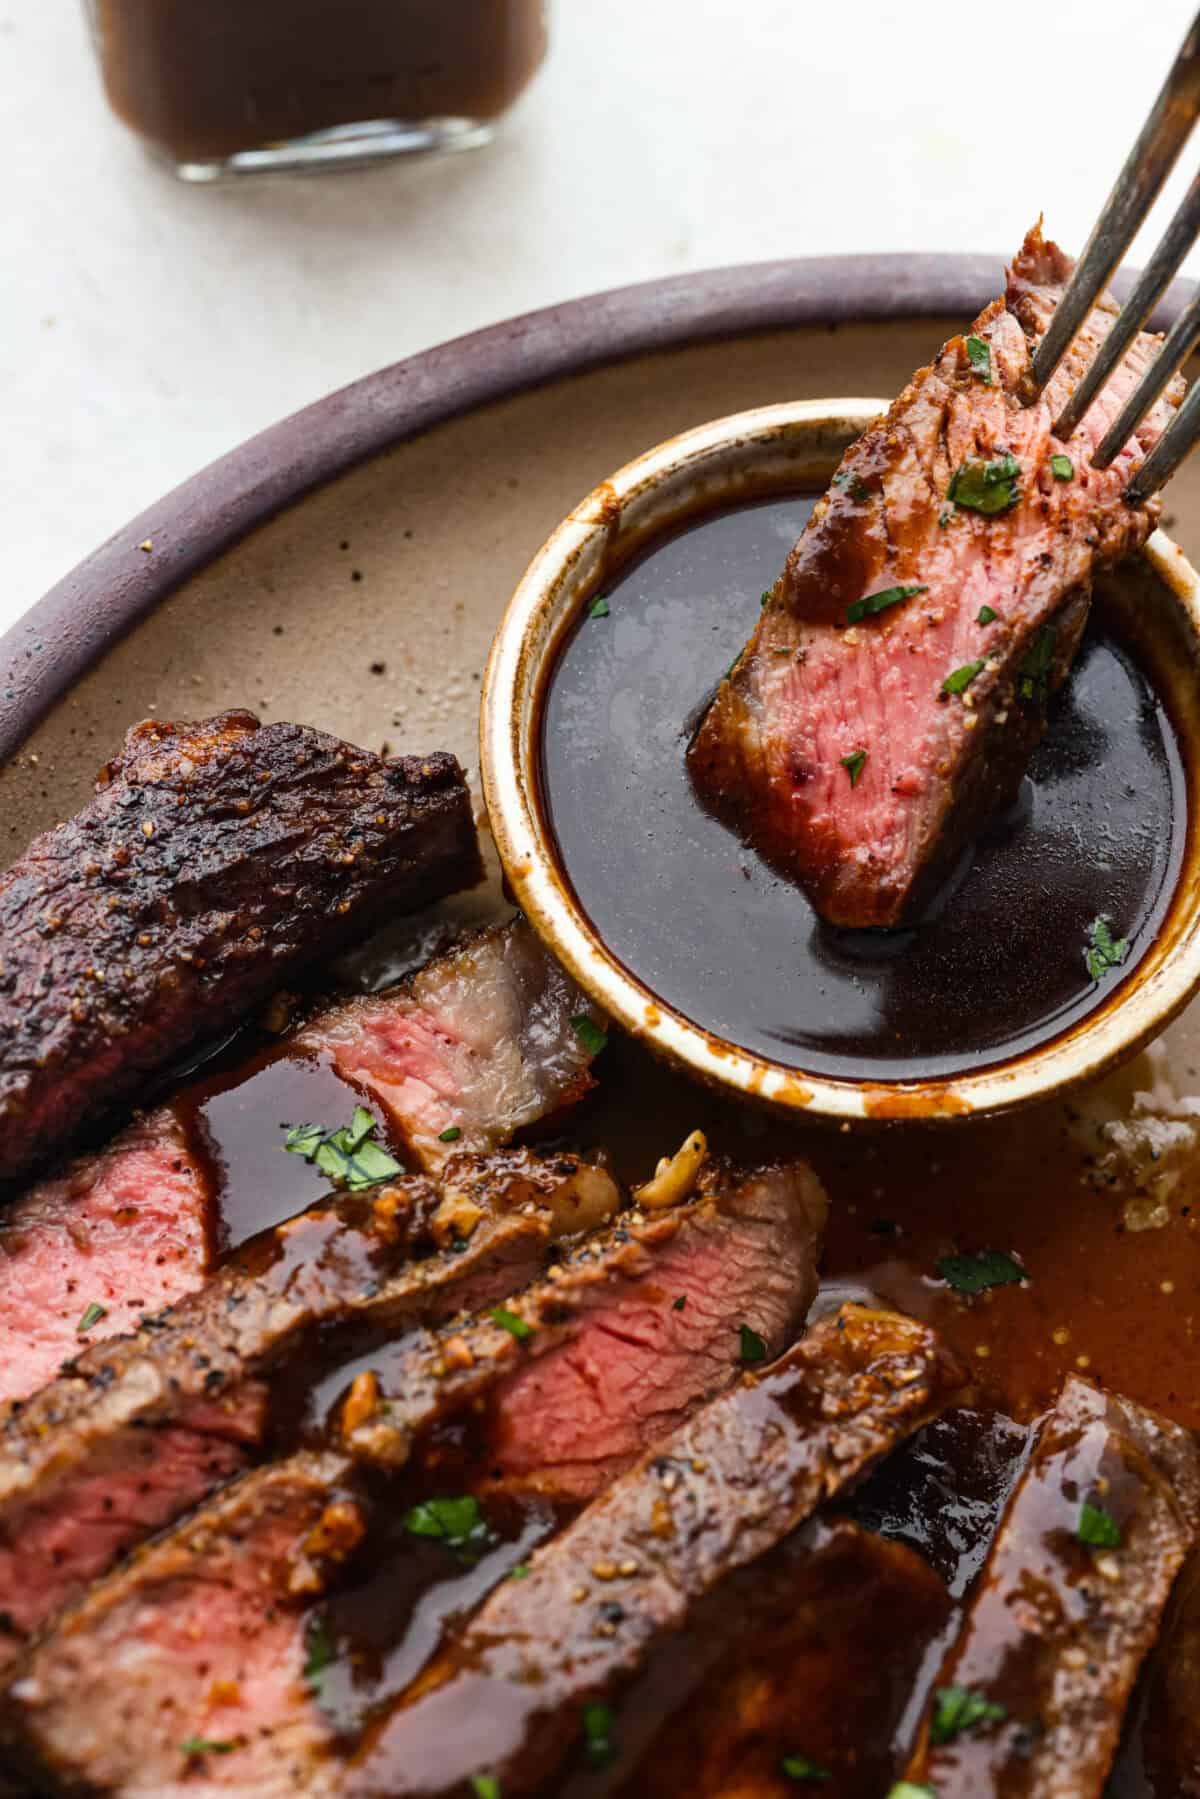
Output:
[{"xmin": 540, "ymin": 494, "xmax": 1186, "ymax": 1084}]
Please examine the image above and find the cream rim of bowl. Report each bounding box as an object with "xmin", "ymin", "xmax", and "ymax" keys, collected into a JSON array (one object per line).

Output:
[{"xmin": 481, "ymin": 397, "xmax": 1200, "ymax": 1122}]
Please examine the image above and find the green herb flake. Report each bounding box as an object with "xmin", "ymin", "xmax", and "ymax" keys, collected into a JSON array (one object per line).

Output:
[
  {"xmin": 938, "ymin": 510, "xmax": 952, "ymax": 528},
  {"xmin": 569, "ymin": 1013, "xmax": 608, "ymax": 1058},
  {"xmin": 472, "ymin": 1779, "xmax": 502, "ymax": 1799},
  {"xmin": 1019, "ymin": 622, "xmax": 1057, "ymax": 704},
  {"xmin": 1050, "ymin": 453, "xmax": 1074, "ymax": 481},
  {"xmin": 588, "ymin": 597, "xmax": 610, "ymax": 619},
  {"xmin": 403, "ymin": 1494, "xmax": 495, "ymax": 1562},
  {"xmin": 977, "ymin": 605, "xmax": 998, "ymax": 625},
  {"xmin": 180, "ymin": 1739, "xmax": 235, "ymax": 1760},
  {"xmin": 583, "ymin": 1702, "xmax": 616, "ymax": 1770},
  {"xmin": 947, "ymin": 452, "xmax": 1021, "ymax": 515},
  {"xmin": 77, "ymin": 1301, "xmax": 107, "ymax": 1334},
  {"xmin": 840, "ymin": 748, "xmax": 867, "ymax": 787},
  {"xmin": 438, "ymin": 1125, "xmax": 463, "ymax": 1143},
  {"xmin": 491, "ymin": 1305, "xmax": 534, "ymax": 1343},
  {"xmin": 846, "ymin": 583, "xmax": 927, "ymax": 625},
  {"xmin": 739, "ymin": 1323, "xmax": 768, "ymax": 1363},
  {"xmin": 936, "ymin": 1249, "xmax": 1026, "ymax": 1296},
  {"xmin": 283, "ymin": 1109, "xmax": 402, "ymax": 1193},
  {"xmin": 672, "ymin": 1295, "xmax": 687, "ymax": 1312},
  {"xmin": 302, "ymin": 1613, "xmax": 335, "ymax": 1690},
  {"xmin": 887, "ymin": 1787, "xmax": 937, "ymax": 1799},
  {"xmin": 508, "ymin": 1563, "xmax": 531, "ymax": 1581},
  {"xmin": 761, "ymin": 590, "xmax": 772, "ymax": 608},
  {"xmin": 965, "ymin": 334, "xmax": 993, "ymax": 385},
  {"xmin": 931, "ymin": 1685, "xmax": 1007, "ymax": 1745},
  {"xmin": 941, "ymin": 660, "xmax": 986, "ymax": 696},
  {"xmin": 781, "ymin": 1754, "xmax": 832, "ymax": 1782},
  {"xmin": 1085, "ymin": 916, "xmax": 1129, "ymax": 984},
  {"xmin": 1078, "ymin": 1499, "xmax": 1122, "ymax": 1548}
]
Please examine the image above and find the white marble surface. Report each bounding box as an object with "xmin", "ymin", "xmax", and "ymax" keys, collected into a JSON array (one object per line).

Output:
[{"xmin": 2, "ymin": 0, "xmax": 1197, "ymax": 630}]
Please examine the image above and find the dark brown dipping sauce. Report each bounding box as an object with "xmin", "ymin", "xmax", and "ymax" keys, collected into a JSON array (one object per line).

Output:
[
  {"xmin": 541, "ymin": 495, "xmax": 1186, "ymax": 1082},
  {"xmin": 89, "ymin": 0, "xmax": 548, "ymax": 163}
]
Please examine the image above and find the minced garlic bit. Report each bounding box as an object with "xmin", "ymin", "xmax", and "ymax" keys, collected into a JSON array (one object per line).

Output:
[
  {"xmin": 340, "ymin": 1370, "xmax": 380, "ymax": 1439},
  {"xmin": 633, "ymin": 1130, "xmax": 707, "ymax": 1211}
]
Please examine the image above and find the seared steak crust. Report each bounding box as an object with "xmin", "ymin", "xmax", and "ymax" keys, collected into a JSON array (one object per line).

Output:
[
  {"xmin": 0, "ymin": 712, "xmax": 481, "ymax": 1182},
  {"xmin": 689, "ymin": 226, "xmax": 1184, "ymax": 926},
  {"xmin": 907, "ymin": 1375, "xmax": 1200, "ymax": 1796},
  {"xmin": 341, "ymin": 1308, "xmax": 965, "ymax": 1798}
]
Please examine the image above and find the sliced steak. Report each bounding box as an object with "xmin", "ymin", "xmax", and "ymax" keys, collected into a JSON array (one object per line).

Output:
[
  {"xmin": 2, "ymin": 1158, "xmax": 828, "ymax": 1797},
  {"xmin": 0, "ymin": 712, "xmax": 481, "ymax": 1183},
  {"xmin": 1122, "ymin": 1547, "xmax": 1200, "ymax": 1794},
  {"xmin": 605, "ymin": 1519, "xmax": 949, "ymax": 1798},
  {"xmin": 299, "ymin": 917, "xmax": 601, "ymax": 1173},
  {"xmin": 906, "ymin": 1375, "xmax": 1200, "ymax": 1796},
  {"xmin": 0, "ymin": 1150, "xmax": 615, "ymax": 1670},
  {"xmin": 0, "ymin": 1107, "xmax": 212, "ymax": 1406},
  {"xmin": 338, "ymin": 1306, "xmax": 965, "ymax": 1798},
  {"xmin": 688, "ymin": 225, "xmax": 1184, "ymax": 926}
]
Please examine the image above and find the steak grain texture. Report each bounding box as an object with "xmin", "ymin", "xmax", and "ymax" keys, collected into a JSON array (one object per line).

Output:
[
  {"xmin": 338, "ymin": 1306, "xmax": 966, "ymax": 1798},
  {"xmin": 0, "ymin": 1151, "xmax": 614, "ymax": 1669},
  {"xmin": 906, "ymin": 1375, "xmax": 1200, "ymax": 1796},
  {"xmin": 299, "ymin": 917, "xmax": 602, "ymax": 1174},
  {"xmin": 0, "ymin": 712, "xmax": 481, "ymax": 1182},
  {"xmin": 1, "ymin": 1159, "xmax": 826, "ymax": 1798},
  {"xmin": 689, "ymin": 226, "xmax": 1184, "ymax": 926},
  {"xmin": 0, "ymin": 1107, "xmax": 212, "ymax": 1406}
]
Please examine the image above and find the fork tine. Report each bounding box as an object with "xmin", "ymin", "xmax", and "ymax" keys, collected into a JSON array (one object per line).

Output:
[
  {"xmin": 1024, "ymin": 8, "xmax": 1200, "ymax": 403},
  {"xmin": 1092, "ymin": 282, "xmax": 1200, "ymax": 469},
  {"xmin": 1055, "ymin": 168, "xmax": 1200, "ymax": 441},
  {"xmin": 1122, "ymin": 363, "xmax": 1200, "ymax": 503}
]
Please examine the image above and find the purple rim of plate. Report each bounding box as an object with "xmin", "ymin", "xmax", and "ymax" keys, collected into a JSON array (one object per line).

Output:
[{"xmin": 2, "ymin": 252, "xmax": 1191, "ymax": 762}]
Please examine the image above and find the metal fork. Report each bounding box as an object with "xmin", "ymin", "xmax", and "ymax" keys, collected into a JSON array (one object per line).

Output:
[{"xmin": 1023, "ymin": 8, "xmax": 1200, "ymax": 504}]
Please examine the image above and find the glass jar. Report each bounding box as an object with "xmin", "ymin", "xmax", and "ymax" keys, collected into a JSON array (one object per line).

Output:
[{"xmin": 84, "ymin": 1, "xmax": 549, "ymax": 180}]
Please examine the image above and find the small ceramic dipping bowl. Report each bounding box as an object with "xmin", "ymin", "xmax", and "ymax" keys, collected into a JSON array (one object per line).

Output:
[{"xmin": 481, "ymin": 398, "xmax": 1200, "ymax": 1122}]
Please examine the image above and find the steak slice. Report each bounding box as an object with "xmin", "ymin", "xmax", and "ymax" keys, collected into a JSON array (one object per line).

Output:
[
  {"xmin": 298, "ymin": 917, "xmax": 601, "ymax": 1174},
  {"xmin": 1, "ymin": 1156, "xmax": 827, "ymax": 1798},
  {"xmin": 906, "ymin": 1375, "xmax": 1200, "ymax": 1796},
  {"xmin": 688, "ymin": 225, "xmax": 1184, "ymax": 927},
  {"xmin": 0, "ymin": 1106, "xmax": 212, "ymax": 1406},
  {"xmin": 337, "ymin": 1307, "xmax": 965, "ymax": 1798},
  {"xmin": 1121, "ymin": 1547, "xmax": 1200, "ymax": 1794},
  {"xmin": 607, "ymin": 1519, "xmax": 949, "ymax": 1797},
  {"xmin": 0, "ymin": 1150, "xmax": 616, "ymax": 1670},
  {"xmin": 0, "ymin": 712, "xmax": 481, "ymax": 1183}
]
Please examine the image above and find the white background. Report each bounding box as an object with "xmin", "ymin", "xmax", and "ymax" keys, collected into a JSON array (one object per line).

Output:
[{"xmin": 2, "ymin": 0, "xmax": 1197, "ymax": 629}]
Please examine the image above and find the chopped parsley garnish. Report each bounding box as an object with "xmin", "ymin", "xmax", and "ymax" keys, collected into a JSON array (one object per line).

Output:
[
  {"xmin": 180, "ymin": 1739, "xmax": 235, "ymax": 1760},
  {"xmin": 887, "ymin": 1787, "xmax": 937, "ymax": 1799},
  {"xmin": 588, "ymin": 597, "xmax": 610, "ymax": 619},
  {"xmin": 977, "ymin": 605, "xmax": 998, "ymax": 625},
  {"xmin": 672, "ymin": 1295, "xmax": 687, "ymax": 1311},
  {"xmin": 1078, "ymin": 1499, "xmax": 1122, "ymax": 1548},
  {"xmin": 761, "ymin": 590, "xmax": 772, "ymax": 607},
  {"xmin": 941, "ymin": 660, "xmax": 985, "ymax": 695},
  {"xmin": 438, "ymin": 1125, "xmax": 462, "ymax": 1143},
  {"xmin": 491, "ymin": 1305, "xmax": 534, "ymax": 1342},
  {"xmin": 947, "ymin": 452, "xmax": 1021, "ymax": 515},
  {"xmin": 1019, "ymin": 623, "xmax": 1056, "ymax": 703},
  {"xmin": 965, "ymin": 334, "xmax": 992, "ymax": 385},
  {"xmin": 77, "ymin": 1301, "xmax": 107, "ymax": 1333},
  {"xmin": 846, "ymin": 583, "xmax": 927, "ymax": 625},
  {"xmin": 569, "ymin": 1013, "xmax": 608, "ymax": 1057},
  {"xmin": 936, "ymin": 1249, "xmax": 1026, "ymax": 1295},
  {"xmin": 403, "ymin": 1494, "xmax": 496, "ymax": 1561},
  {"xmin": 283, "ymin": 1106, "xmax": 401, "ymax": 1192},
  {"xmin": 840, "ymin": 749, "xmax": 867, "ymax": 787},
  {"xmin": 472, "ymin": 1780, "xmax": 501, "ymax": 1799},
  {"xmin": 508, "ymin": 1563, "xmax": 531, "ymax": 1580},
  {"xmin": 1085, "ymin": 916, "xmax": 1129, "ymax": 983},
  {"xmin": 302, "ymin": 1613, "xmax": 335, "ymax": 1690},
  {"xmin": 931, "ymin": 1685, "xmax": 1007, "ymax": 1744},
  {"xmin": 739, "ymin": 1323, "xmax": 767, "ymax": 1363},
  {"xmin": 1050, "ymin": 453, "xmax": 1074, "ymax": 481},
  {"xmin": 782, "ymin": 1754, "xmax": 831, "ymax": 1782},
  {"xmin": 583, "ymin": 1702, "xmax": 616, "ymax": 1769}
]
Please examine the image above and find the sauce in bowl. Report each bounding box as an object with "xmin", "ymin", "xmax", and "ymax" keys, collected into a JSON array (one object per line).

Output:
[{"xmin": 540, "ymin": 494, "xmax": 1186, "ymax": 1083}]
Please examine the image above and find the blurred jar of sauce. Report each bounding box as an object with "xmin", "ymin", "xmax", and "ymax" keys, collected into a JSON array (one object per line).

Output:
[{"xmin": 84, "ymin": 1, "xmax": 549, "ymax": 179}]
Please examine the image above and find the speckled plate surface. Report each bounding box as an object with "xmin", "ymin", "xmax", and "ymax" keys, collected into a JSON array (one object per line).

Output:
[{"xmin": 4, "ymin": 257, "xmax": 1200, "ymax": 1436}]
